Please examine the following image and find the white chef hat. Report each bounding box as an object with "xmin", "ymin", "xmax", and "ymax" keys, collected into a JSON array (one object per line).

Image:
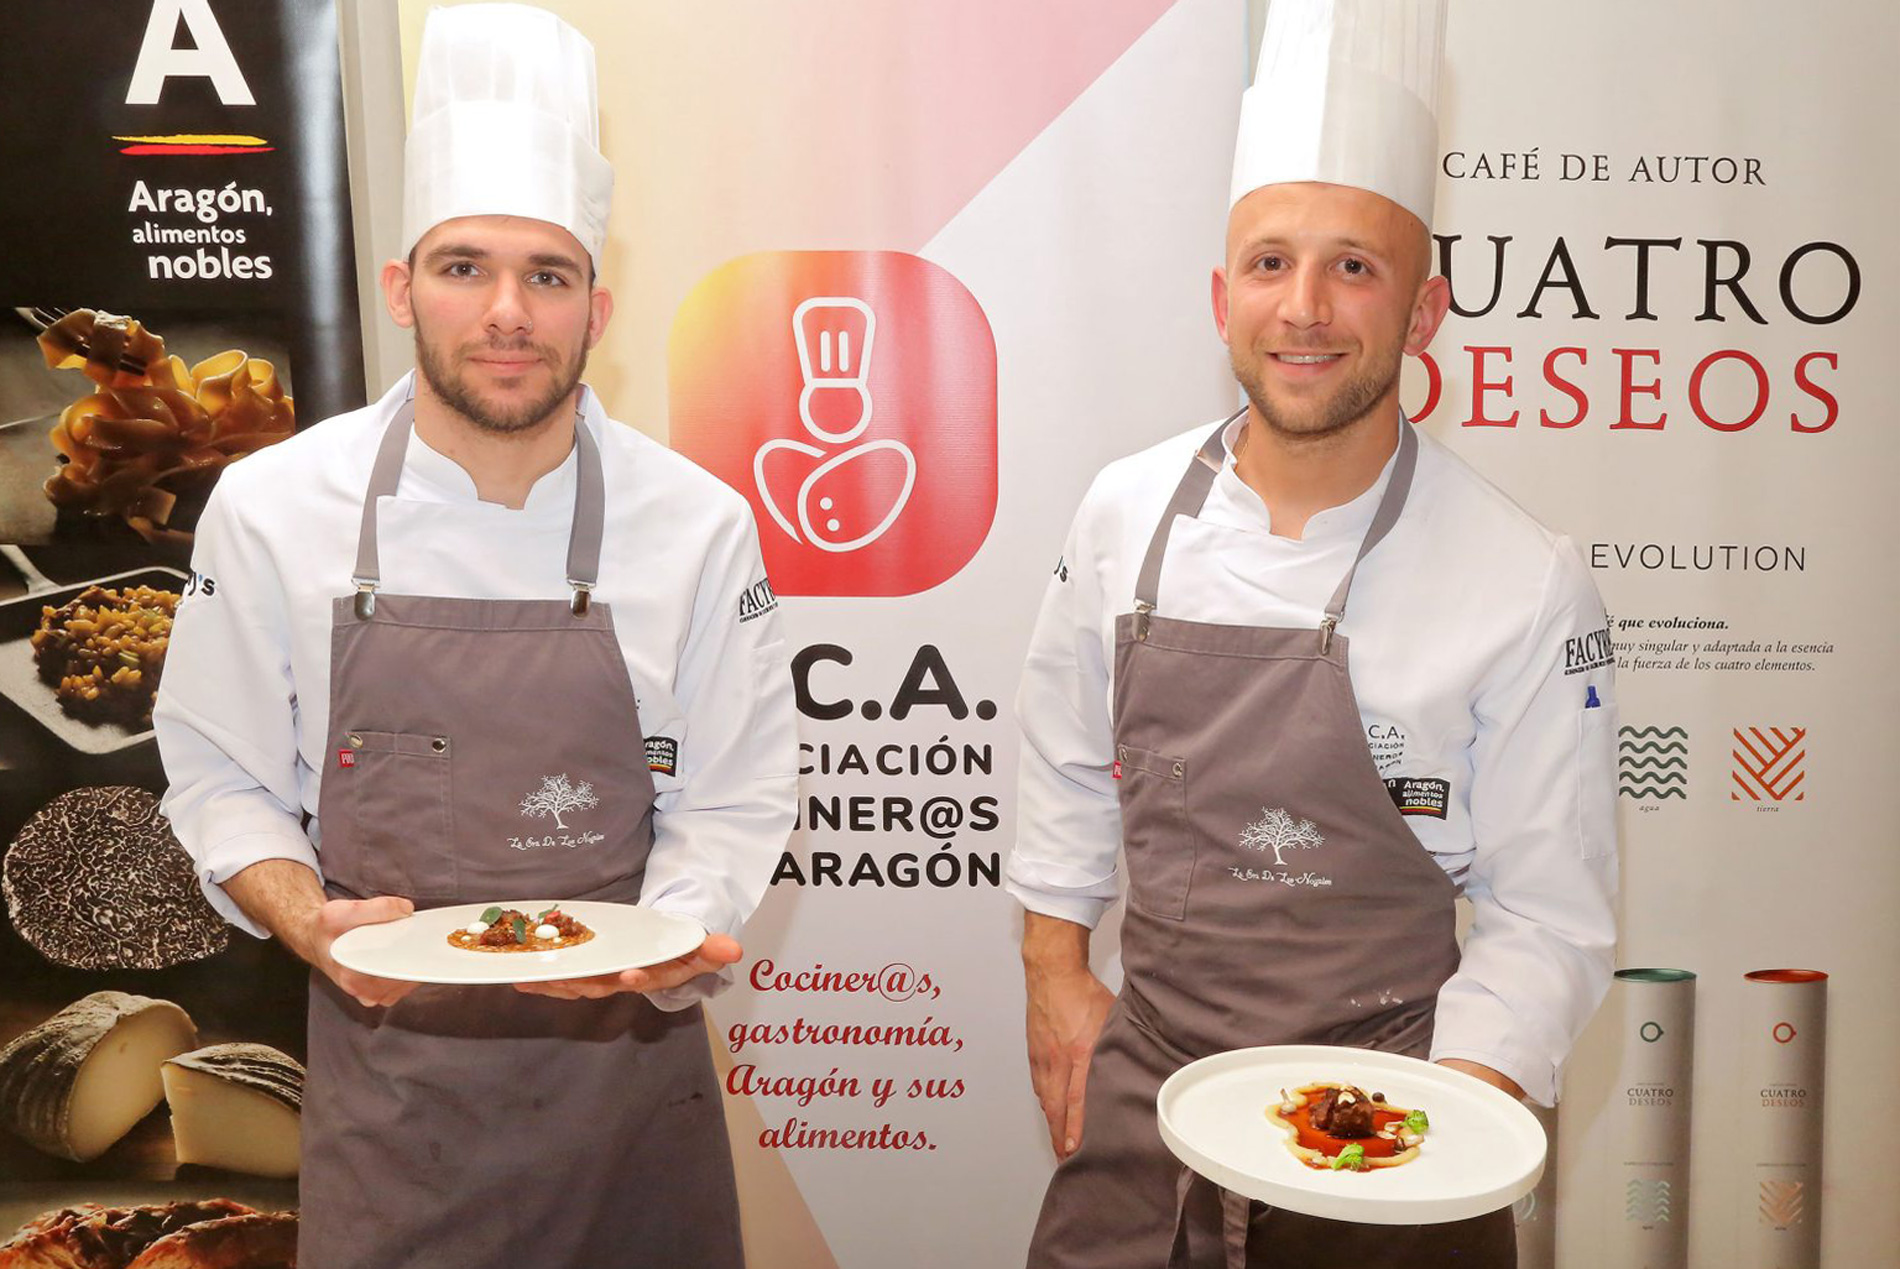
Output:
[
  {"xmin": 1231, "ymin": 0, "xmax": 1448, "ymax": 227},
  {"xmin": 401, "ymin": 3, "xmax": 613, "ymax": 265}
]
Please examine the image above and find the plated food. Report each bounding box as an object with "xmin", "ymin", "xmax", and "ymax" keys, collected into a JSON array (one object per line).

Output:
[
  {"xmin": 330, "ymin": 900, "xmax": 705, "ymax": 985},
  {"xmin": 2, "ymin": 786, "xmax": 228, "ymax": 970},
  {"xmin": 31, "ymin": 583, "xmax": 177, "ymax": 725},
  {"xmin": 1266, "ymin": 1081, "xmax": 1428, "ymax": 1171},
  {"xmin": 36, "ymin": 308, "xmax": 295, "ymax": 543},
  {"xmin": 448, "ymin": 905, "xmax": 596, "ymax": 953},
  {"xmin": 0, "ymin": 1200, "xmax": 295, "ymax": 1269}
]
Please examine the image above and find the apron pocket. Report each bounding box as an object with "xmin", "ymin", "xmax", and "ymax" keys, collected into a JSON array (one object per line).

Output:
[
  {"xmin": 342, "ymin": 728, "xmax": 456, "ymax": 898},
  {"xmin": 1116, "ymin": 744, "xmax": 1192, "ymax": 920}
]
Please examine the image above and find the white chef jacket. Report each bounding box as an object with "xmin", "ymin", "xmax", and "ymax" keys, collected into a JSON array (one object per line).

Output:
[
  {"xmin": 156, "ymin": 373, "xmax": 798, "ymax": 1008},
  {"xmin": 1006, "ymin": 414, "xmax": 1619, "ymax": 1104}
]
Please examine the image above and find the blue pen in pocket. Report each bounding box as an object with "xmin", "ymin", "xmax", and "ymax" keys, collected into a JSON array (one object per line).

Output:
[{"xmin": 1585, "ymin": 685, "xmax": 1601, "ymax": 709}]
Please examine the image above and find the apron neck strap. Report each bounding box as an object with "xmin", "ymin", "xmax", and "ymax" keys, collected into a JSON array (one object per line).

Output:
[
  {"xmin": 1319, "ymin": 417, "xmax": 1417, "ymax": 650},
  {"xmin": 350, "ymin": 396, "xmax": 605, "ymax": 619},
  {"xmin": 1131, "ymin": 412, "xmax": 1420, "ymax": 651},
  {"xmin": 1132, "ymin": 412, "xmax": 1240, "ymax": 619}
]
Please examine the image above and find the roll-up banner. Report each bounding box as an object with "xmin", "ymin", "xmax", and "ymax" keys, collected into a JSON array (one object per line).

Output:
[
  {"xmin": 392, "ymin": 1, "xmax": 1243, "ymax": 1265},
  {"xmin": 1424, "ymin": 2, "xmax": 1893, "ymax": 1266},
  {"xmin": 0, "ymin": 0, "xmax": 360, "ymax": 1251}
]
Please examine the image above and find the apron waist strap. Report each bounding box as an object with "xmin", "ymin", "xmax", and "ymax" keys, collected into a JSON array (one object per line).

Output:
[{"xmin": 1168, "ymin": 1166, "xmax": 1252, "ymax": 1269}]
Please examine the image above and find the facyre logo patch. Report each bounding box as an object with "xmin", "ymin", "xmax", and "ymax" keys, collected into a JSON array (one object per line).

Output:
[
  {"xmin": 1564, "ymin": 626, "xmax": 1616, "ymax": 675},
  {"xmin": 1230, "ymin": 807, "xmax": 1331, "ymax": 888},
  {"xmin": 645, "ymin": 736, "xmax": 679, "ymax": 776},
  {"xmin": 738, "ymin": 578, "xmax": 779, "ymax": 624}
]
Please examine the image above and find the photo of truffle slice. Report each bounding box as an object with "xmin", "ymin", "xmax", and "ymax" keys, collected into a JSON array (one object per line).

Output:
[
  {"xmin": 2, "ymin": 786, "xmax": 229, "ymax": 970},
  {"xmin": 162, "ymin": 1044, "xmax": 302, "ymax": 1178},
  {"xmin": 0, "ymin": 991, "xmax": 197, "ymax": 1162},
  {"xmin": 0, "ymin": 1199, "xmax": 288, "ymax": 1269},
  {"xmin": 1265, "ymin": 1082, "xmax": 1427, "ymax": 1172}
]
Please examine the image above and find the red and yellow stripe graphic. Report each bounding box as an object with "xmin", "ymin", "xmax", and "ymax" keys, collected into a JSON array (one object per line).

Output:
[{"xmin": 113, "ymin": 133, "xmax": 273, "ymax": 156}]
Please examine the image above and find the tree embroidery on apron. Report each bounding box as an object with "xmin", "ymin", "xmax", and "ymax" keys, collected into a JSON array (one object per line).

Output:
[
  {"xmin": 510, "ymin": 774, "xmax": 606, "ymax": 850},
  {"xmin": 1231, "ymin": 807, "xmax": 1332, "ymax": 887}
]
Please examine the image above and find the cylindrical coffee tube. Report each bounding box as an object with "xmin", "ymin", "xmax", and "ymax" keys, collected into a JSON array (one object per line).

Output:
[
  {"xmin": 1607, "ymin": 968, "xmax": 1696, "ymax": 1269},
  {"xmin": 1741, "ymin": 968, "xmax": 1826, "ymax": 1269},
  {"xmin": 1512, "ymin": 1100, "xmax": 1558, "ymax": 1269}
]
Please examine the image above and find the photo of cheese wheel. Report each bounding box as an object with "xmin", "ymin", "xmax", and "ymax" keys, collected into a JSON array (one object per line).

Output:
[{"xmin": 0, "ymin": 991, "xmax": 197, "ymax": 1162}]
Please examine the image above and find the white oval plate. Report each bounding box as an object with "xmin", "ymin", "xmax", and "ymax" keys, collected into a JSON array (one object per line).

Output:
[
  {"xmin": 1156, "ymin": 1044, "xmax": 1546, "ymax": 1226},
  {"xmin": 330, "ymin": 900, "xmax": 707, "ymax": 985}
]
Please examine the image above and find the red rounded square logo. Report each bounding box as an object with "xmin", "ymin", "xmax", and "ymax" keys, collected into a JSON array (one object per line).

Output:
[{"xmin": 669, "ymin": 251, "xmax": 998, "ymax": 597}]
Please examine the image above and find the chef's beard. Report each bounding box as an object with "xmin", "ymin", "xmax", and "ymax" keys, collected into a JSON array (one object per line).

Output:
[
  {"xmin": 414, "ymin": 326, "xmax": 588, "ymax": 436},
  {"xmin": 1230, "ymin": 338, "xmax": 1405, "ymax": 443}
]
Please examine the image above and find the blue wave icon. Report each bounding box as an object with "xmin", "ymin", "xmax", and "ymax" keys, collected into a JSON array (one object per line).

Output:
[{"xmin": 1620, "ymin": 726, "xmax": 1688, "ymax": 799}]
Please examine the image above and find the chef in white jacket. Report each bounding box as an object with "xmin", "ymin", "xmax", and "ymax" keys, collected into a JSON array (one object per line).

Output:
[
  {"xmin": 154, "ymin": 7, "xmax": 793, "ymax": 1267},
  {"xmin": 1010, "ymin": 3, "xmax": 1616, "ymax": 1266}
]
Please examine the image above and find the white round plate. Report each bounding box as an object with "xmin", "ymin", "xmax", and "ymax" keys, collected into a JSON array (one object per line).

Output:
[
  {"xmin": 330, "ymin": 901, "xmax": 707, "ymax": 985},
  {"xmin": 1156, "ymin": 1044, "xmax": 1546, "ymax": 1226}
]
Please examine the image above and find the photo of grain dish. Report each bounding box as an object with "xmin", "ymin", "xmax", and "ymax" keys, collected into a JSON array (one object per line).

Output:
[
  {"xmin": 30, "ymin": 584, "xmax": 176, "ymax": 726},
  {"xmin": 32, "ymin": 308, "xmax": 294, "ymax": 544},
  {"xmin": 1265, "ymin": 1082, "xmax": 1429, "ymax": 1172}
]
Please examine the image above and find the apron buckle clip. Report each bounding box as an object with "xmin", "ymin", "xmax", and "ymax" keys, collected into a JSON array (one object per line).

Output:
[
  {"xmin": 1318, "ymin": 613, "xmax": 1339, "ymax": 654},
  {"xmin": 352, "ymin": 579, "xmax": 377, "ymax": 621},
  {"xmin": 1134, "ymin": 599, "xmax": 1154, "ymax": 642},
  {"xmin": 569, "ymin": 580, "xmax": 594, "ymax": 617}
]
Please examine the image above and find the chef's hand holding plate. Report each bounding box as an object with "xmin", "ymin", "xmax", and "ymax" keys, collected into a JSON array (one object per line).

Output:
[
  {"xmin": 222, "ymin": 860, "xmax": 420, "ymax": 1008},
  {"xmin": 1023, "ymin": 913, "xmax": 1117, "ymax": 1160},
  {"xmin": 513, "ymin": 931, "xmax": 742, "ymax": 1000}
]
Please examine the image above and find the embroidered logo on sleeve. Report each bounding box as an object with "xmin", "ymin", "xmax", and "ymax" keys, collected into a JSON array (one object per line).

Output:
[
  {"xmin": 1384, "ymin": 777, "xmax": 1450, "ymax": 819},
  {"xmin": 1563, "ymin": 626, "xmax": 1616, "ymax": 675},
  {"xmin": 738, "ymin": 578, "xmax": 779, "ymax": 623},
  {"xmin": 645, "ymin": 736, "xmax": 680, "ymax": 776}
]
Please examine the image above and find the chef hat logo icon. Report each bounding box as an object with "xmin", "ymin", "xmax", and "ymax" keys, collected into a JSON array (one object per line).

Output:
[{"xmin": 670, "ymin": 251, "xmax": 998, "ymax": 597}]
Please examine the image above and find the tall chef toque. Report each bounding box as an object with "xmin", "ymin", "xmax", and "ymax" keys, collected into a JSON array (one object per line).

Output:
[
  {"xmin": 1231, "ymin": 0, "xmax": 1448, "ymax": 227},
  {"xmin": 401, "ymin": 3, "xmax": 614, "ymax": 264}
]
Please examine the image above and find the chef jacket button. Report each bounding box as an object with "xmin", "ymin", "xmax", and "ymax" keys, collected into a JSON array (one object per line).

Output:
[{"xmin": 431, "ymin": 737, "xmax": 448, "ymax": 753}]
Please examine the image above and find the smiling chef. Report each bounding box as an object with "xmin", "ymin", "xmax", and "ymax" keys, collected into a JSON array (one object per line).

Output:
[
  {"xmin": 153, "ymin": 5, "xmax": 794, "ymax": 1266},
  {"xmin": 1006, "ymin": 1, "xmax": 1619, "ymax": 1265}
]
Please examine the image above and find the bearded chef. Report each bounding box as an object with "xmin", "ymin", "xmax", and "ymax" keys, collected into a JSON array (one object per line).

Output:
[
  {"xmin": 153, "ymin": 6, "xmax": 794, "ymax": 1266},
  {"xmin": 1007, "ymin": 2, "xmax": 1617, "ymax": 1265}
]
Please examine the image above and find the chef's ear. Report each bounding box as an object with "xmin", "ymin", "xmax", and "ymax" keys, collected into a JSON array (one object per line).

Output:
[
  {"xmin": 382, "ymin": 255, "xmax": 417, "ymax": 330},
  {"xmin": 1403, "ymin": 274, "xmax": 1450, "ymax": 357},
  {"xmin": 1211, "ymin": 266, "xmax": 1231, "ymax": 344},
  {"xmin": 585, "ymin": 283, "xmax": 614, "ymax": 350}
]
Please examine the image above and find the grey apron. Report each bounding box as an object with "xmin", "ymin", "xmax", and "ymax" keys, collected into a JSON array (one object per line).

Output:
[
  {"xmin": 300, "ymin": 403, "xmax": 742, "ymax": 1269},
  {"xmin": 1026, "ymin": 417, "xmax": 1515, "ymax": 1269}
]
